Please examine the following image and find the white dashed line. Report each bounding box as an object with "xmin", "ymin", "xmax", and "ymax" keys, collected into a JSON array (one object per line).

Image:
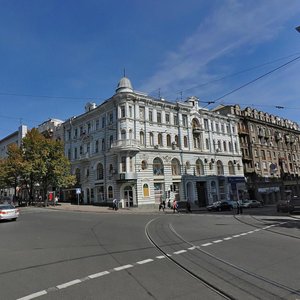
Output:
[
  {"xmin": 174, "ymin": 250, "xmax": 187, "ymax": 254},
  {"xmin": 233, "ymin": 234, "xmax": 241, "ymax": 237},
  {"xmin": 240, "ymin": 233, "xmax": 248, "ymax": 236},
  {"xmin": 88, "ymin": 271, "xmax": 110, "ymax": 279},
  {"xmin": 247, "ymin": 231, "xmax": 254, "ymax": 234},
  {"xmin": 17, "ymin": 290, "xmax": 47, "ymax": 300},
  {"xmin": 223, "ymin": 237, "xmax": 233, "ymax": 240},
  {"xmin": 188, "ymin": 246, "xmax": 196, "ymax": 250},
  {"xmin": 213, "ymin": 240, "xmax": 223, "ymax": 244},
  {"xmin": 156, "ymin": 255, "xmax": 165, "ymax": 259},
  {"xmin": 56, "ymin": 279, "xmax": 81, "ymax": 289},
  {"xmin": 201, "ymin": 242, "xmax": 213, "ymax": 247},
  {"xmin": 137, "ymin": 259, "xmax": 154, "ymax": 264},
  {"xmin": 114, "ymin": 264, "xmax": 133, "ymax": 271}
]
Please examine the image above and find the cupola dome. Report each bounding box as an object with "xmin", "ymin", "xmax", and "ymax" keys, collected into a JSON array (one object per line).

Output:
[{"xmin": 115, "ymin": 77, "xmax": 133, "ymax": 93}]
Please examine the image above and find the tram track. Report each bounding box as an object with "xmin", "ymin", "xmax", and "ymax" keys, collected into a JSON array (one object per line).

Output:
[
  {"xmin": 234, "ymin": 214, "xmax": 300, "ymax": 240},
  {"xmin": 145, "ymin": 216, "xmax": 300, "ymax": 300}
]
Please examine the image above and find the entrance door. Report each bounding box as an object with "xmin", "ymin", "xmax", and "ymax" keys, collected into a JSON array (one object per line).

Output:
[
  {"xmin": 124, "ymin": 186, "xmax": 134, "ymax": 207},
  {"xmin": 196, "ymin": 182, "xmax": 207, "ymax": 207}
]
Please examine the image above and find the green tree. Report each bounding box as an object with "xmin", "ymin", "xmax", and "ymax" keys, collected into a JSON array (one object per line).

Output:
[
  {"xmin": 1, "ymin": 129, "xmax": 76, "ymax": 205},
  {"xmin": 21, "ymin": 129, "xmax": 76, "ymax": 204}
]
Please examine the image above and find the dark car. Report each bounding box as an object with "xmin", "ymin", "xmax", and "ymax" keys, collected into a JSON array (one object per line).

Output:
[
  {"xmin": 289, "ymin": 197, "xmax": 300, "ymax": 214},
  {"xmin": 276, "ymin": 200, "xmax": 290, "ymax": 212},
  {"xmin": 207, "ymin": 201, "xmax": 233, "ymax": 212}
]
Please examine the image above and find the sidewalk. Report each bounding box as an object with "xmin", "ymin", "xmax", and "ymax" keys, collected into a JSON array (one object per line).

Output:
[{"xmin": 45, "ymin": 202, "xmax": 206, "ymax": 214}]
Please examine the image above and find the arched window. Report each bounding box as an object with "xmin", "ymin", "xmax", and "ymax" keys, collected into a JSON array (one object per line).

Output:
[
  {"xmin": 167, "ymin": 134, "xmax": 171, "ymax": 147},
  {"xmin": 229, "ymin": 142, "xmax": 233, "ymax": 152},
  {"xmin": 75, "ymin": 168, "xmax": 81, "ymax": 184},
  {"xmin": 184, "ymin": 136, "xmax": 188, "ymax": 148},
  {"xmin": 158, "ymin": 133, "xmax": 163, "ymax": 146},
  {"xmin": 97, "ymin": 163, "xmax": 104, "ymax": 180},
  {"xmin": 217, "ymin": 140, "xmax": 222, "ymax": 151},
  {"xmin": 140, "ymin": 131, "xmax": 145, "ymax": 145},
  {"xmin": 223, "ymin": 141, "xmax": 227, "ymax": 152},
  {"xmin": 195, "ymin": 159, "xmax": 204, "ymax": 176},
  {"xmin": 153, "ymin": 157, "xmax": 164, "ymax": 176},
  {"xmin": 228, "ymin": 161, "xmax": 235, "ymax": 175},
  {"xmin": 121, "ymin": 129, "xmax": 126, "ymax": 140},
  {"xmin": 102, "ymin": 138, "xmax": 105, "ymax": 151},
  {"xmin": 149, "ymin": 132, "xmax": 154, "ymax": 146},
  {"xmin": 143, "ymin": 183, "xmax": 150, "ymax": 197},
  {"xmin": 108, "ymin": 186, "xmax": 113, "ymax": 199},
  {"xmin": 129, "ymin": 129, "xmax": 133, "ymax": 140},
  {"xmin": 175, "ymin": 135, "xmax": 179, "ymax": 146},
  {"xmin": 217, "ymin": 160, "xmax": 224, "ymax": 175},
  {"xmin": 171, "ymin": 158, "xmax": 181, "ymax": 175}
]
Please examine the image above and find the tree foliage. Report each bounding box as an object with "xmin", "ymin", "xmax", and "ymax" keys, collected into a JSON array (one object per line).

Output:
[{"xmin": 1, "ymin": 129, "xmax": 76, "ymax": 201}]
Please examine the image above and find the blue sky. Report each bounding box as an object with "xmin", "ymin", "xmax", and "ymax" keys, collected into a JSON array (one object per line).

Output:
[{"xmin": 1, "ymin": 0, "xmax": 300, "ymax": 139}]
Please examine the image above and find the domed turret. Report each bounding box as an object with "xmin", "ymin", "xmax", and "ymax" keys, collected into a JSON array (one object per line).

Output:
[{"xmin": 115, "ymin": 77, "xmax": 133, "ymax": 94}]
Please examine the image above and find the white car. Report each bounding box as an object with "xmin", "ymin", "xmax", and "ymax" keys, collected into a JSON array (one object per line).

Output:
[{"xmin": 0, "ymin": 204, "xmax": 20, "ymax": 221}]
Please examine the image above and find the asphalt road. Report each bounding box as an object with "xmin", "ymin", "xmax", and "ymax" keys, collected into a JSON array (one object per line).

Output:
[{"xmin": 1, "ymin": 207, "xmax": 300, "ymax": 300}]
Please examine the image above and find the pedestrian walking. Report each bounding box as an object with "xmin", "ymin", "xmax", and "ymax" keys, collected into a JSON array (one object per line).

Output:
[
  {"xmin": 113, "ymin": 198, "xmax": 118, "ymax": 210},
  {"xmin": 173, "ymin": 199, "xmax": 178, "ymax": 213},
  {"xmin": 167, "ymin": 199, "xmax": 171, "ymax": 209}
]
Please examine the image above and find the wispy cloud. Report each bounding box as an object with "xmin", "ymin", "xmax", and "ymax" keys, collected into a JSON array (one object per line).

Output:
[{"xmin": 139, "ymin": 0, "xmax": 300, "ymax": 103}]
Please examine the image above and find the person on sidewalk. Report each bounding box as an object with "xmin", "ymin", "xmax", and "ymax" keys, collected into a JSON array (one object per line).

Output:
[{"xmin": 173, "ymin": 199, "xmax": 178, "ymax": 213}]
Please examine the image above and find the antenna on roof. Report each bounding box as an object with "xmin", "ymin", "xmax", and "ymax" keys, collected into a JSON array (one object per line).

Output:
[{"xmin": 123, "ymin": 68, "xmax": 126, "ymax": 77}]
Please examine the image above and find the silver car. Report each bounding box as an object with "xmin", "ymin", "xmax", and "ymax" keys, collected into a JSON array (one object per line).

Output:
[{"xmin": 0, "ymin": 204, "xmax": 20, "ymax": 221}]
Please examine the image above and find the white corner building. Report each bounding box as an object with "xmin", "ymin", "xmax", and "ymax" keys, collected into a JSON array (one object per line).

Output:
[{"xmin": 62, "ymin": 77, "xmax": 245, "ymax": 208}]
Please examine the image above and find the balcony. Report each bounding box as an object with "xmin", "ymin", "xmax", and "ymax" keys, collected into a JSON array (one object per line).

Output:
[
  {"xmin": 116, "ymin": 172, "xmax": 138, "ymax": 181},
  {"xmin": 244, "ymin": 166, "xmax": 254, "ymax": 173},
  {"xmin": 192, "ymin": 126, "xmax": 203, "ymax": 135},
  {"xmin": 111, "ymin": 139, "xmax": 141, "ymax": 152},
  {"xmin": 78, "ymin": 153, "xmax": 90, "ymax": 161}
]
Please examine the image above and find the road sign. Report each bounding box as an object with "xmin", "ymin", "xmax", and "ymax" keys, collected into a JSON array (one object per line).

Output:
[{"xmin": 76, "ymin": 188, "xmax": 81, "ymax": 194}]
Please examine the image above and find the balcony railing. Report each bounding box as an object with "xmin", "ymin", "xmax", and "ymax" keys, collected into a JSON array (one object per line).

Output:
[{"xmin": 111, "ymin": 139, "xmax": 141, "ymax": 152}]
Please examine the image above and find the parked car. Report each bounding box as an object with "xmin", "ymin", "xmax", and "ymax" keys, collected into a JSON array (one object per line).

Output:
[
  {"xmin": 0, "ymin": 204, "xmax": 19, "ymax": 221},
  {"xmin": 207, "ymin": 201, "xmax": 233, "ymax": 211},
  {"xmin": 289, "ymin": 197, "xmax": 300, "ymax": 214},
  {"xmin": 242, "ymin": 200, "xmax": 262, "ymax": 208},
  {"xmin": 276, "ymin": 200, "xmax": 290, "ymax": 212}
]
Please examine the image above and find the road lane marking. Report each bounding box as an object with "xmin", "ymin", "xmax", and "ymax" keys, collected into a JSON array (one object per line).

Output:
[
  {"xmin": 233, "ymin": 234, "xmax": 241, "ymax": 237},
  {"xmin": 173, "ymin": 250, "xmax": 187, "ymax": 254},
  {"xmin": 114, "ymin": 264, "xmax": 133, "ymax": 271},
  {"xmin": 188, "ymin": 246, "xmax": 196, "ymax": 250},
  {"xmin": 88, "ymin": 271, "xmax": 110, "ymax": 279},
  {"xmin": 156, "ymin": 255, "xmax": 166, "ymax": 259},
  {"xmin": 56, "ymin": 279, "xmax": 81, "ymax": 289},
  {"xmin": 201, "ymin": 242, "xmax": 212, "ymax": 246},
  {"xmin": 137, "ymin": 258, "xmax": 154, "ymax": 264},
  {"xmin": 224, "ymin": 237, "xmax": 233, "ymax": 240},
  {"xmin": 213, "ymin": 240, "xmax": 223, "ymax": 243},
  {"xmin": 17, "ymin": 290, "xmax": 47, "ymax": 300}
]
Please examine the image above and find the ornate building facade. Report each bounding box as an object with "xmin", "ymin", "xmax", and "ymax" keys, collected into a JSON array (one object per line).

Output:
[
  {"xmin": 62, "ymin": 77, "xmax": 244, "ymax": 208},
  {"xmin": 215, "ymin": 105, "xmax": 300, "ymax": 204}
]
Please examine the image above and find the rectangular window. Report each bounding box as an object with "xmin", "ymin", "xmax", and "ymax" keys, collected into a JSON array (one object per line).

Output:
[
  {"xmin": 121, "ymin": 156, "xmax": 126, "ymax": 172},
  {"xmin": 129, "ymin": 106, "xmax": 132, "ymax": 118},
  {"xmin": 74, "ymin": 128, "xmax": 78, "ymax": 138},
  {"xmin": 121, "ymin": 105, "xmax": 126, "ymax": 118},
  {"xmin": 149, "ymin": 110, "xmax": 153, "ymax": 122},
  {"xmin": 102, "ymin": 116, "xmax": 106, "ymax": 128},
  {"xmin": 165, "ymin": 113, "xmax": 170, "ymax": 124},
  {"xmin": 139, "ymin": 107, "xmax": 145, "ymax": 120},
  {"xmin": 216, "ymin": 123, "xmax": 219, "ymax": 133},
  {"xmin": 182, "ymin": 114, "xmax": 188, "ymax": 127},
  {"xmin": 174, "ymin": 115, "xmax": 178, "ymax": 126},
  {"xmin": 95, "ymin": 120, "xmax": 99, "ymax": 130},
  {"xmin": 87, "ymin": 123, "xmax": 91, "ymax": 133},
  {"xmin": 74, "ymin": 148, "xmax": 77, "ymax": 159},
  {"xmin": 157, "ymin": 112, "xmax": 162, "ymax": 124},
  {"xmin": 109, "ymin": 112, "xmax": 113, "ymax": 124},
  {"xmin": 204, "ymin": 119, "xmax": 209, "ymax": 130}
]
